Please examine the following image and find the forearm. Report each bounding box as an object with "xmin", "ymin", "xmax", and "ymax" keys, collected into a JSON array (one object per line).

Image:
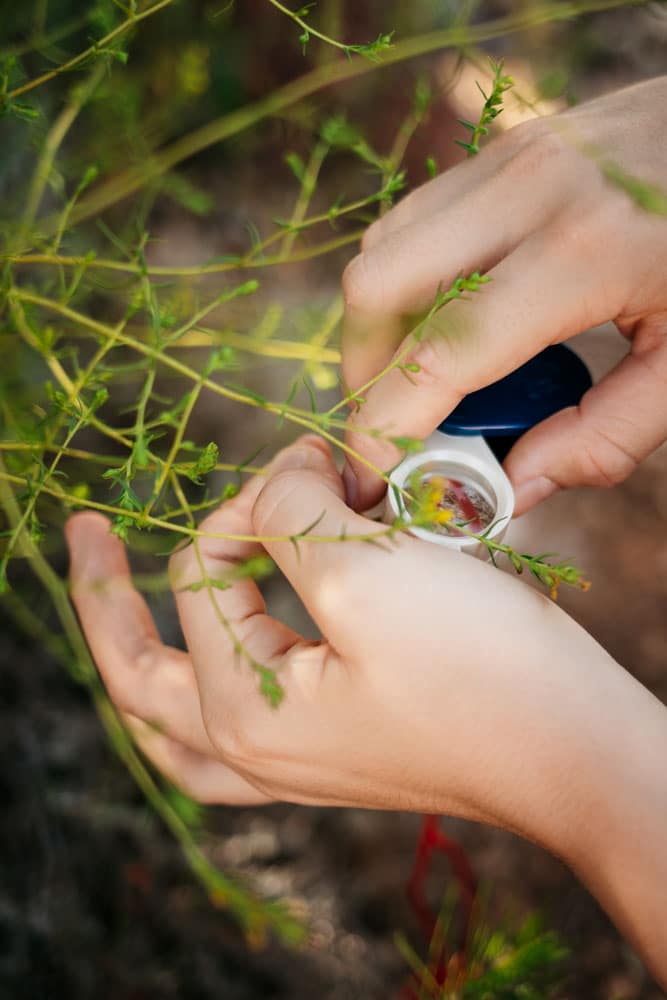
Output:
[
  {"xmin": 551, "ymin": 640, "xmax": 667, "ymax": 985},
  {"xmin": 459, "ymin": 586, "xmax": 667, "ymax": 984},
  {"xmin": 573, "ymin": 677, "xmax": 667, "ymax": 985}
]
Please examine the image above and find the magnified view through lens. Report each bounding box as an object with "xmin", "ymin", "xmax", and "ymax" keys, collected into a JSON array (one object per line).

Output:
[{"xmin": 405, "ymin": 461, "xmax": 497, "ymax": 536}]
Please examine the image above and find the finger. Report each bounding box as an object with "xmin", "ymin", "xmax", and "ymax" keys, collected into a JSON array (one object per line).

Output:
[
  {"xmin": 342, "ymin": 140, "xmax": 521, "ymax": 382},
  {"xmin": 171, "ymin": 436, "xmax": 389, "ymax": 800},
  {"xmin": 251, "ymin": 436, "xmax": 377, "ymax": 652},
  {"xmin": 505, "ymin": 320, "xmax": 667, "ymax": 514},
  {"xmin": 125, "ymin": 714, "xmax": 272, "ymax": 806},
  {"xmin": 166, "ymin": 441, "xmax": 306, "ymax": 695},
  {"xmin": 360, "ymin": 131, "xmax": 516, "ymax": 252},
  {"xmin": 66, "ymin": 512, "xmax": 217, "ymax": 755},
  {"xmin": 342, "ymin": 124, "xmax": 572, "ymax": 394},
  {"xmin": 169, "ymin": 436, "xmax": 346, "ymax": 734},
  {"xmin": 343, "ymin": 219, "xmax": 629, "ymax": 511}
]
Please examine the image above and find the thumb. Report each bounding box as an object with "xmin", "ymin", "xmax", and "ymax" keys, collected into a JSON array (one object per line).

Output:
[
  {"xmin": 251, "ymin": 435, "xmax": 381, "ymax": 640},
  {"xmin": 506, "ymin": 334, "xmax": 667, "ymax": 515},
  {"xmin": 341, "ymin": 231, "xmax": 613, "ymax": 512}
]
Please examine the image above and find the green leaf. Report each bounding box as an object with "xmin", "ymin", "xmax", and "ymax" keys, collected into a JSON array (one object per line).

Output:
[
  {"xmin": 226, "ymin": 384, "xmax": 267, "ymax": 405},
  {"xmin": 184, "ymin": 578, "xmax": 231, "ymax": 593},
  {"xmin": 509, "ymin": 551, "xmax": 524, "ymax": 574},
  {"xmin": 391, "ymin": 436, "xmax": 424, "ymax": 453},
  {"xmin": 204, "ymin": 345, "xmax": 238, "ymax": 375},
  {"xmin": 161, "ymin": 172, "xmax": 215, "ymax": 216},
  {"xmin": 284, "ymin": 152, "xmax": 305, "ymax": 183},
  {"xmin": 8, "ymin": 100, "xmax": 41, "ymax": 121},
  {"xmin": 302, "ymin": 375, "xmax": 317, "ymax": 414},
  {"xmin": 187, "ymin": 442, "xmax": 219, "ymax": 484},
  {"xmin": 234, "ymin": 555, "xmax": 275, "ymax": 581},
  {"xmin": 257, "ymin": 667, "xmax": 284, "ymax": 707},
  {"xmin": 110, "ymin": 515, "xmax": 134, "ymax": 541}
]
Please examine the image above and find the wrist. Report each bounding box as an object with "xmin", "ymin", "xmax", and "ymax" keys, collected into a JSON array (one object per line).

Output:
[{"xmin": 561, "ymin": 654, "xmax": 667, "ymax": 985}]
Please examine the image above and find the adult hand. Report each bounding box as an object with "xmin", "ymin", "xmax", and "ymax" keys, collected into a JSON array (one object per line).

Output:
[
  {"xmin": 341, "ymin": 76, "xmax": 667, "ymax": 514},
  {"xmin": 66, "ymin": 436, "xmax": 667, "ymax": 982}
]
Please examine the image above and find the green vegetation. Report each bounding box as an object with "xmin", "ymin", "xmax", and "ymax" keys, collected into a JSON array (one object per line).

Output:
[{"xmin": 0, "ymin": 0, "xmax": 651, "ymax": 976}]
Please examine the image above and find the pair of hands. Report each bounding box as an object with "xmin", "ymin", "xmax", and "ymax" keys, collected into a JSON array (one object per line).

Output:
[{"xmin": 66, "ymin": 77, "xmax": 667, "ymax": 981}]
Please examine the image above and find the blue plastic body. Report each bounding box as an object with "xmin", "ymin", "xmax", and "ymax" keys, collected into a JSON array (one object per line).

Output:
[{"xmin": 438, "ymin": 345, "xmax": 592, "ymax": 462}]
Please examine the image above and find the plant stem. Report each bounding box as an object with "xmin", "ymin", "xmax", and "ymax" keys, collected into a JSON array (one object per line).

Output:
[
  {"xmin": 7, "ymin": 230, "xmax": 364, "ymax": 277},
  {"xmin": 6, "ymin": 0, "xmax": 178, "ymax": 101},
  {"xmin": 41, "ymin": 0, "xmax": 646, "ymax": 228}
]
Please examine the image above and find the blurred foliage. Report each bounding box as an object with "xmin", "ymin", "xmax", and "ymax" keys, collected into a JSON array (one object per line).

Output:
[{"xmin": 398, "ymin": 905, "xmax": 569, "ymax": 999}]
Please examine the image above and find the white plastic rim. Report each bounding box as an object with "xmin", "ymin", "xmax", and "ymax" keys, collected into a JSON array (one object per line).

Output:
[{"xmin": 384, "ymin": 430, "xmax": 515, "ymax": 559}]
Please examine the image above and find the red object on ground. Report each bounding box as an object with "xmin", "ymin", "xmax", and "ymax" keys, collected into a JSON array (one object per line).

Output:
[{"xmin": 403, "ymin": 815, "xmax": 477, "ymax": 995}]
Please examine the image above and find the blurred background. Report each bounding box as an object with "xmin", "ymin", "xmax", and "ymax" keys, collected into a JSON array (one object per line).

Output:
[{"xmin": 1, "ymin": 1, "xmax": 667, "ymax": 996}]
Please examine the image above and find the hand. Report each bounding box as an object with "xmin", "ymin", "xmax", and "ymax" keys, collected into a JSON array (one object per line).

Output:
[
  {"xmin": 66, "ymin": 436, "xmax": 667, "ymax": 982},
  {"xmin": 341, "ymin": 75, "xmax": 667, "ymax": 514}
]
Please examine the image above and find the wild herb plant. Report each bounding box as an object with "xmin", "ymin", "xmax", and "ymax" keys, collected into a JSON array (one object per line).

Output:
[
  {"xmin": 455, "ymin": 60, "xmax": 514, "ymax": 156},
  {"xmin": 397, "ymin": 896, "xmax": 569, "ymax": 999},
  {"xmin": 0, "ymin": 0, "xmax": 644, "ymax": 957}
]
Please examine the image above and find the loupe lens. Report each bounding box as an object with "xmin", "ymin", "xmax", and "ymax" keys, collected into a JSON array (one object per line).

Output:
[{"xmin": 403, "ymin": 460, "xmax": 497, "ymax": 537}]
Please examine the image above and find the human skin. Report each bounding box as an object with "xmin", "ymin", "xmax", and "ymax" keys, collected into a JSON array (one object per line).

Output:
[
  {"xmin": 340, "ymin": 75, "xmax": 667, "ymax": 514},
  {"xmin": 66, "ymin": 436, "xmax": 667, "ymax": 984}
]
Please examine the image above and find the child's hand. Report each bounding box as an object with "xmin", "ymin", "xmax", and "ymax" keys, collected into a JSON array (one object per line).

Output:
[
  {"xmin": 65, "ymin": 436, "xmax": 667, "ymax": 981},
  {"xmin": 341, "ymin": 76, "xmax": 667, "ymax": 514}
]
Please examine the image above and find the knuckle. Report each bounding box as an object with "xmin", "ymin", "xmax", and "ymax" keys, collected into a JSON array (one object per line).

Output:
[
  {"xmin": 359, "ymin": 191, "xmax": 417, "ymax": 254},
  {"xmin": 406, "ymin": 327, "xmax": 466, "ymax": 393},
  {"xmin": 103, "ymin": 670, "xmax": 136, "ymax": 715},
  {"xmin": 579, "ymin": 422, "xmax": 638, "ymax": 488},
  {"xmin": 343, "ymin": 236, "xmax": 401, "ymax": 313},
  {"xmin": 125, "ymin": 647, "xmax": 163, "ymax": 710},
  {"xmin": 403, "ymin": 339, "xmax": 443, "ymax": 387},
  {"xmin": 309, "ymin": 558, "xmax": 362, "ymax": 628},
  {"xmin": 308, "ymin": 546, "xmax": 378, "ymax": 632},
  {"xmin": 378, "ymin": 190, "xmax": 417, "ymax": 233},
  {"xmin": 252, "ymin": 468, "xmax": 312, "ymax": 537},
  {"xmin": 103, "ymin": 641, "xmax": 161, "ymax": 713},
  {"xmin": 499, "ymin": 122, "xmax": 570, "ymax": 180},
  {"xmin": 203, "ymin": 706, "xmax": 263, "ymax": 772},
  {"xmin": 542, "ymin": 212, "xmax": 591, "ymax": 258},
  {"xmin": 542, "ymin": 200, "xmax": 614, "ymax": 291},
  {"xmin": 168, "ymin": 542, "xmax": 197, "ymax": 590},
  {"xmin": 342, "ymin": 252, "xmax": 374, "ymax": 310},
  {"xmin": 489, "ymin": 115, "xmax": 540, "ymax": 155}
]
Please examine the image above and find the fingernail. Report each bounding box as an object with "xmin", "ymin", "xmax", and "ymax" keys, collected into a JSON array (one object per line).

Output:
[
  {"xmin": 513, "ymin": 476, "xmax": 557, "ymax": 515},
  {"xmin": 342, "ymin": 461, "xmax": 359, "ymax": 509}
]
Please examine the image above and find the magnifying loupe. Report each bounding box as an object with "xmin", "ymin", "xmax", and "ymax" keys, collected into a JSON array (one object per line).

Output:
[{"xmin": 384, "ymin": 345, "xmax": 593, "ymax": 559}]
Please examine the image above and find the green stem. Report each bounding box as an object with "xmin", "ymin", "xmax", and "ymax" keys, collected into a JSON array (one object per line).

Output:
[
  {"xmin": 7, "ymin": 229, "xmax": 364, "ymax": 277},
  {"xmin": 0, "ymin": 456, "xmax": 302, "ymax": 941},
  {"xmin": 45, "ymin": 0, "xmax": 646, "ymax": 228},
  {"xmin": 9, "ymin": 289, "xmax": 395, "ymax": 483},
  {"xmin": 17, "ymin": 62, "xmax": 106, "ymax": 248},
  {"xmin": 6, "ymin": 0, "xmax": 177, "ymax": 101}
]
